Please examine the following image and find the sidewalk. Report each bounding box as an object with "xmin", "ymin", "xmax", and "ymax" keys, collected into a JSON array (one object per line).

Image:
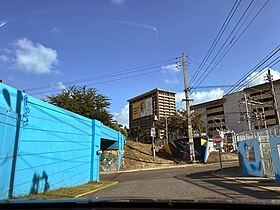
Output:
[{"xmin": 213, "ymin": 166, "xmax": 280, "ymax": 194}]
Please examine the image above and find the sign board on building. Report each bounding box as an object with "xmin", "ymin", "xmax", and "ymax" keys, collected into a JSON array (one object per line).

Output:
[
  {"xmin": 151, "ymin": 127, "xmax": 156, "ymax": 137},
  {"xmin": 132, "ymin": 97, "xmax": 153, "ymax": 120},
  {"xmin": 213, "ymin": 135, "xmax": 222, "ymax": 143}
]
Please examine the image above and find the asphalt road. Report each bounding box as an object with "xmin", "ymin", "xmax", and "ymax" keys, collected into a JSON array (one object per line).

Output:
[{"xmin": 87, "ymin": 161, "xmax": 280, "ymax": 203}]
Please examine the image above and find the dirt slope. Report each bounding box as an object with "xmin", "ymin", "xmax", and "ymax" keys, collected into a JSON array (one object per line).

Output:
[
  {"xmin": 122, "ymin": 140, "xmax": 175, "ymax": 170},
  {"xmin": 206, "ymin": 151, "xmax": 238, "ymax": 163}
]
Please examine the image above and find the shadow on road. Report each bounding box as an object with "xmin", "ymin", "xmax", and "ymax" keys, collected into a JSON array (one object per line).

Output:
[{"xmin": 177, "ymin": 166, "xmax": 280, "ymax": 200}]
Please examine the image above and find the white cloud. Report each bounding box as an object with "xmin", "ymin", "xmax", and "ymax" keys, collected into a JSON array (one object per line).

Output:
[
  {"xmin": 57, "ymin": 81, "xmax": 66, "ymax": 89},
  {"xmin": 0, "ymin": 55, "xmax": 9, "ymax": 62},
  {"xmin": 14, "ymin": 38, "xmax": 58, "ymax": 74},
  {"xmin": 111, "ymin": 0, "xmax": 125, "ymax": 5},
  {"xmin": 245, "ymin": 67, "xmax": 280, "ymax": 87},
  {"xmin": 161, "ymin": 64, "xmax": 181, "ymax": 73},
  {"xmin": 0, "ymin": 21, "xmax": 7, "ymax": 28},
  {"xmin": 164, "ymin": 78, "xmax": 179, "ymax": 84},
  {"xmin": 3, "ymin": 38, "xmax": 59, "ymax": 74},
  {"xmin": 113, "ymin": 104, "xmax": 129, "ymax": 128},
  {"xmin": 175, "ymin": 88, "xmax": 224, "ymax": 109},
  {"xmin": 3, "ymin": 48, "xmax": 12, "ymax": 54},
  {"xmin": 175, "ymin": 92, "xmax": 184, "ymax": 103},
  {"xmin": 191, "ymin": 88, "xmax": 224, "ymax": 105},
  {"xmin": 51, "ymin": 27, "xmax": 62, "ymax": 35},
  {"xmin": 50, "ymin": 81, "xmax": 66, "ymax": 90}
]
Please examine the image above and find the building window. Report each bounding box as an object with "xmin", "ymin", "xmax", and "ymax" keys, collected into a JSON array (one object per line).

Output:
[
  {"xmin": 206, "ymin": 104, "xmax": 223, "ymax": 110},
  {"xmin": 207, "ymin": 111, "xmax": 224, "ymax": 117}
]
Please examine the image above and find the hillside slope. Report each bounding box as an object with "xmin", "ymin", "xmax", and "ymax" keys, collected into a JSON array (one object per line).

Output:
[{"xmin": 122, "ymin": 140, "xmax": 175, "ymax": 170}]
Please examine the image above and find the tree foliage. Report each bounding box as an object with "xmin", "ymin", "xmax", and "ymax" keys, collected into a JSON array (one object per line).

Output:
[
  {"xmin": 155, "ymin": 110, "xmax": 204, "ymax": 139},
  {"xmin": 47, "ymin": 85, "xmax": 113, "ymax": 126}
]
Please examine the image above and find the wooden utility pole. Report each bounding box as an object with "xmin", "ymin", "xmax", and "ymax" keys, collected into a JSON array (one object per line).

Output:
[
  {"xmin": 182, "ymin": 53, "xmax": 195, "ymax": 163},
  {"xmin": 244, "ymin": 93, "xmax": 252, "ymax": 131},
  {"xmin": 151, "ymin": 100, "xmax": 156, "ymax": 157},
  {"xmin": 165, "ymin": 115, "xmax": 168, "ymax": 144},
  {"xmin": 266, "ymin": 68, "xmax": 280, "ymax": 125}
]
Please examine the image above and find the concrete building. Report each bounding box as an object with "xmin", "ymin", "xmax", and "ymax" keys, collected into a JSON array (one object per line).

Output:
[
  {"xmin": 128, "ymin": 88, "xmax": 176, "ymax": 142},
  {"xmin": 191, "ymin": 79, "xmax": 280, "ymax": 135}
]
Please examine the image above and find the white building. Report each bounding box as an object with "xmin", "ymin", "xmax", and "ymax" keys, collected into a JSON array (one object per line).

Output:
[{"xmin": 191, "ymin": 79, "xmax": 280, "ymax": 136}]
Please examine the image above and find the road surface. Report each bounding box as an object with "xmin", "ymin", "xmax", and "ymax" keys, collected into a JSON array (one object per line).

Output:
[{"xmin": 87, "ymin": 161, "xmax": 280, "ymax": 202}]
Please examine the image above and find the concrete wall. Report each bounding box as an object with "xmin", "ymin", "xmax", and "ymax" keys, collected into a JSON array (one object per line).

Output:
[
  {"xmin": 274, "ymin": 82, "xmax": 280, "ymax": 121},
  {"xmin": 0, "ymin": 83, "xmax": 125, "ymax": 199},
  {"xmin": 192, "ymin": 106, "xmax": 207, "ymax": 126},
  {"xmin": 224, "ymin": 92, "xmax": 242, "ymax": 133},
  {"xmin": 237, "ymin": 139, "xmax": 264, "ymax": 177}
]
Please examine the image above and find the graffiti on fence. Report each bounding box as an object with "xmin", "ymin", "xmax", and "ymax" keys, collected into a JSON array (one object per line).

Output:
[
  {"xmin": 100, "ymin": 150, "xmax": 118, "ymax": 171},
  {"xmin": 22, "ymin": 95, "xmax": 30, "ymax": 127},
  {"xmin": 246, "ymin": 145, "xmax": 256, "ymax": 162}
]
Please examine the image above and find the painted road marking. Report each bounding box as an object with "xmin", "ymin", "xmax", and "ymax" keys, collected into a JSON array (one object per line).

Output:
[{"xmin": 74, "ymin": 181, "xmax": 118, "ymax": 198}]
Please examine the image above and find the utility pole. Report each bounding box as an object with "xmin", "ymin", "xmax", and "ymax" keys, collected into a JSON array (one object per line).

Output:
[
  {"xmin": 262, "ymin": 107, "xmax": 267, "ymax": 128},
  {"xmin": 266, "ymin": 68, "xmax": 280, "ymax": 125},
  {"xmin": 244, "ymin": 93, "xmax": 252, "ymax": 131},
  {"xmin": 165, "ymin": 115, "xmax": 168, "ymax": 144},
  {"xmin": 182, "ymin": 53, "xmax": 195, "ymax": 163},
  {"xmin": 151, "ymin": 100, "xmax": 156, "ymax": 157}
]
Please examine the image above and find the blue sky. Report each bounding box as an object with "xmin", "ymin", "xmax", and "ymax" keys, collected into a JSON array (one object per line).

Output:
[{"xmin": 1, "ymin": 0, "xmax": 280, "ymax": 127}]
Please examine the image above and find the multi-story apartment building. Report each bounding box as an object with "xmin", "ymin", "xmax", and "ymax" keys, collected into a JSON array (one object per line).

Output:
[
  {"xmin": 191, "ymin": 79, "xmax": 280, "ymax": 136},
  {"xmin": 128, "ymin": 88, "xmax": 176, "ymax": 142}
]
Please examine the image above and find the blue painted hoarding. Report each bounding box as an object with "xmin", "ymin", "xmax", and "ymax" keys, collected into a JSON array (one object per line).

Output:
[
  {"xmin": 237, "ymin": 139, "xmax": 264, "ymax": 177},
  {"xmin": 0, "ymin": 83, "xmax": 125, "ymax": 199}
]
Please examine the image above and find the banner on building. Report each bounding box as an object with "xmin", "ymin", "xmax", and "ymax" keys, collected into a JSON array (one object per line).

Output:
[{"xmin": 132, "ymin": 97, "xmax": 153, "ymax": 119}]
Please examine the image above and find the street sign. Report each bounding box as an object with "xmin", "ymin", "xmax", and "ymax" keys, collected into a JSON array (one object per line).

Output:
[
  {"xmin": 151, "ymin": 127, "xmax": 156, "ymax": 137},
  {"xmin": 213, "ymin": 135, "xmax": 222, "ymax": 143}
]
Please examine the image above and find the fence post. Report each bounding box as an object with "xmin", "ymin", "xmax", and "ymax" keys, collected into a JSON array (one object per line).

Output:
[
  {"xmin": 8, "ymin": 90, "xmax": 23, "ymax": 198},
  {"xmin": 117, "ymin": 132, "xmax": 124, "ymax": 170},
  {"xmin": 91, "ymin": 120, "xmax": 101, "ymax": 181}
]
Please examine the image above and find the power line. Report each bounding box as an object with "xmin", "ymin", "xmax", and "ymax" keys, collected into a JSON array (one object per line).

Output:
[
  {"xmin": 189, "ymin": 0, "xmax": 241, "ymax": 86},
  {"xmin": 269, "ymin": 55, "xmax": 280, "ymax": 68},
  {"xmin": 187, "ymin": 55, "xmax": 237, "ymax": 73},
  {"xmin": 30, "ymin": 67, "xmax": 167, "ymax": 96},
  {"xmin": 190, "ymin": 0, "xmax": 255, "ymax": 91},
  {"xmin": 25, "ymin": 57, "xmax": 178, "ymax": 93},
  {"xmin": 194, "ymin": 0, "xmax": 270, "ymax": 93},
  {"xmin": 189, "ymin": 84, "xmax": 245, "ymax": 90},
  {"xmin": 239, "ymin": 55, "xmax": 280, "ymax": 88},
  {"xmin": 225, "ymin": 44, "xmax": 280, "ymax": 95}
]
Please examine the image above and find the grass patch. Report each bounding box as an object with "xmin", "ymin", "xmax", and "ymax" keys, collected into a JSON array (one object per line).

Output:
[{"xmin": 13, "ymin": 181, "xmax": 117, "ymax": 199}]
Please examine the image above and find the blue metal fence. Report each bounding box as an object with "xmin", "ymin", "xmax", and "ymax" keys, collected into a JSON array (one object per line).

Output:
[
  {"xmin": 0, "ymin": 83, "xmax": 125, "ymax": 199},
  {"xmin": 237, "ymin": 126, "xmax": 280, "ymax": 179}
]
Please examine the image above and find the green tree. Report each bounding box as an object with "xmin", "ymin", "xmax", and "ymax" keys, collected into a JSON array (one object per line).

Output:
[
  {"xmin": 156, "ymin": 110, "xmax": 204, "ymax": 139},
  {"xmin": 191, "ymin": 112, "xmax": 204, "ymax": 134},
  {"xmin": 131, "ymin": 126, "xmax": 142, "ymax": 142},
  {"xmin": 120, "ymin": 127, "xmax": 128, "ymax": 138},
  {"xmin": 47, "ymin": 85, "xmax": 113, "ymax": 126}
]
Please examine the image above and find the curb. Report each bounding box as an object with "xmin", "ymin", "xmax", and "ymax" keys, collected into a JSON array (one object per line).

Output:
[
  {"xmin": 74, "ymin": 182, "xmax": 118, "ymax": 198},
  {"xmin": 212, "ymin": 169, "xmax": 280, "ymax": 195},
  {"xmin": 100, "ymin": 163, "xmax": 212, "ymax": 175}
]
